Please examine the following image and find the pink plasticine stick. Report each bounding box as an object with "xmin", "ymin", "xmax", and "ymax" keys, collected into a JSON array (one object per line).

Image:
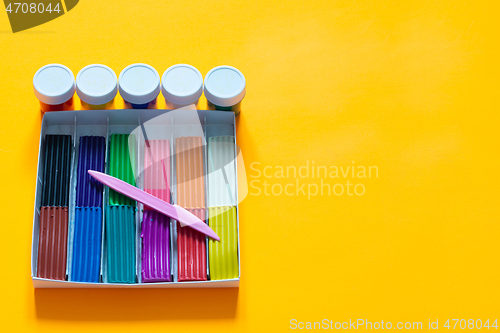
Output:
[{"xmin": 88, "ymin": 170, "xmax": 220, "ymax": 241}]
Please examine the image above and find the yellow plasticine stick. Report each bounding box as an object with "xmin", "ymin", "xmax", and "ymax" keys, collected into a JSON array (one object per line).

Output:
[{"xmin": 209, "ymin": 207, "xmax": 239, "ymax": 280}]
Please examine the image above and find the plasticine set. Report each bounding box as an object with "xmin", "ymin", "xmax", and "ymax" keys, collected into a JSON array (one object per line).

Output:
[{"xmin": 31, "ymin": 63, "xmax": 244, "ymax": 288}]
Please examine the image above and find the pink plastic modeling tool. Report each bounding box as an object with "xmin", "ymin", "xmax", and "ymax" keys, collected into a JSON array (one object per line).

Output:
[{"xmin": 88, "ymin": 170, "xmax": 220, "ymax": 241}]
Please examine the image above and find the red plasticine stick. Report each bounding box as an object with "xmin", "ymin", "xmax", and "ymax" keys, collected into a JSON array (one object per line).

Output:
[{"xmin": 178, "ymin": 208, "xmax": 207, "ymax": 281}]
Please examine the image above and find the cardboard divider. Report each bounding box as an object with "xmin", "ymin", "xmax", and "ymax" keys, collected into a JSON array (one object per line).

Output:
[
  {"xmin": 100, "ymin": 117, "xmax": 109, "ymax": 282},
  {"xmin": 32, "ymin": 109, "xmax": 240, "ymax": 288}
]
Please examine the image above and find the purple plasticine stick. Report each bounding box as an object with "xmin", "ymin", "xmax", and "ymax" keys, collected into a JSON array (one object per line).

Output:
[
  {"xmin": 142, "ymin": 210, "xmax": 171, "ymax": 282},
  {"xmin": 88, "ymin": 170, "xmax": 220, "ymax": 241}
]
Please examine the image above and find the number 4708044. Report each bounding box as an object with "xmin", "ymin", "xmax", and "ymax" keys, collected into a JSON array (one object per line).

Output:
[
  {"xmin": 5, "ymin": 3, "xmax": 61, "ymax": 14},
  {"xmin": 444, "ymin": 319, "xmax": 498, "ymax": 329}
]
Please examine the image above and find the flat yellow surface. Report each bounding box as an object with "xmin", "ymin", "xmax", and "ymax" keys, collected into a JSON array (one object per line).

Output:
[{"xmin": 0, "ymin": 1, "xmax": 499, "ymax": 332}]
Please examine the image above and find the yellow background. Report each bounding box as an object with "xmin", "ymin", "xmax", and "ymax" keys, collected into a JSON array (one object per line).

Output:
[{"xmin": 0, "ymin": 0, "xmax": 499, "ymax": 332}]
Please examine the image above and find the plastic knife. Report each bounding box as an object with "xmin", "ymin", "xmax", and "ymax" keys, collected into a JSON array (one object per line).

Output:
[{"xmin": 88, "ymin": 170, "xmax": 219, "ymax": 241}]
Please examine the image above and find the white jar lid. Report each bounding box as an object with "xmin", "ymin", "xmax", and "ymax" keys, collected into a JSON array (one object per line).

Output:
[
  {"xmin": 161, "ymin": 64, "xmax": 203, "ymax": 106},
  {"xmin": 33, "ymin": 64, "xmax": 76, "ymax": 105},
  {"xmin": 76, "ymin": 64, "xmax": 117, "ymax": 105},
  {"xmin": 118, "ymin": 64, "xmax": 160, "ymax": 105},
  {"xmin": 204, "ymin": 66, "xmax": 246, "ymax": 107}
]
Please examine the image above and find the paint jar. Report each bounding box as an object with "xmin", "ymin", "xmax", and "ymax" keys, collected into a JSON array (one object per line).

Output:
[
  {"xmin": 204, "ymin": 66, "xmax": 246, "ymax": 114},
  {"xmin": 161, "ymin": 64, "xmax": 203, "ymax": 109},
  {"xmin": 119, "ymin": 64, "xmax": 160, "ymax": 109},
  {"xmin": 33, "ymin": 64, "xmax": 76, "ymax": 112},
  {"xmin": 76, "ymin": 64, "xmax": 117, "ymax": 110}
]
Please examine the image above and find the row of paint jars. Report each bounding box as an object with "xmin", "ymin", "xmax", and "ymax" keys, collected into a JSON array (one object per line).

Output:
[{"xmin": 33, "ymin": 63, "xmax": 246, "ymax": 113}]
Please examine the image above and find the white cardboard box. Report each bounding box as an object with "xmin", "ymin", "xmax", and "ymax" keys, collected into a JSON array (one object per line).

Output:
[{"xmin": 31, "ymin": 109, "xmax": 240, "ymax": 288}]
